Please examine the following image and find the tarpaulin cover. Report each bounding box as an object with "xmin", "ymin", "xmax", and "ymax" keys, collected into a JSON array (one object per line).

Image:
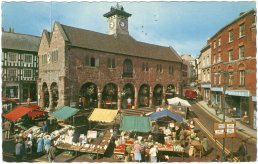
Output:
[
  {"xmin": 149, "ymin": 109, "xmax": 183, "ymax": 122},
  {"xmin": 3, "ymin": 105, "xmax": 46, "ymax": 121},
  {"xmin": 88, "ymin": 108, "xmax": 118, "ymax": 123},
  {"xmin": 50, "ymin": 106, "xmax": 80, "ymax": 121},
  {"xmin": 167, "ymin": 97, "xmax": 191, "ymax": 107},
  {"xmin": 120, "ymin": 116, "xmax": 151, "ymax": 132}
]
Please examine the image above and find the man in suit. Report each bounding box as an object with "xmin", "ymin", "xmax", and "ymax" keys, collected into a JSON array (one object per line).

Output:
[{"xmin": 238, "ymin": 140, "xmax": 248, "ymax": 162}]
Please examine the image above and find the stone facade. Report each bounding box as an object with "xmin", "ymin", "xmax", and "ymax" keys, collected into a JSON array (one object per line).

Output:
[{"xmin": 37, "ymin": 6, "xmax": 183, "ymax": 111}]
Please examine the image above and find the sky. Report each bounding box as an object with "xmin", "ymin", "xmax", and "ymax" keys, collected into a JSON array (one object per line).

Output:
[{"xmin": 1, "ymin": 0, "xmax": 256, "ymax": 58}]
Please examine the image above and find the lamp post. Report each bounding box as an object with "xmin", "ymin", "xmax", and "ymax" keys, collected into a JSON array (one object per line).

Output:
[{"xmin": 222, "ymin": 71, "xmax": 227, "ymax": 161}]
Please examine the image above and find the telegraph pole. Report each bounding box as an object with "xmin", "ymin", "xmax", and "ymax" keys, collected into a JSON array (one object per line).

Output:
[{"xmin": 222, "ymin": 71, "xmax": 227, "ymax": 161}]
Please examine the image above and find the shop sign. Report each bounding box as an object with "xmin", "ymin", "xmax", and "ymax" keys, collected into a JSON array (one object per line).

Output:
[
  {"xmin": 213, "ymin": 122, "xmax": 236, "ymax": 139},
  {"xmin": 201, "ymin": 83, "xmax": 211, "ymax": 88},
  {"xmin": 225, "ymin": 90, "xmax": 249, "ymax": 97},
  {"xmin": 252, "ymin": 96, "xmax": 257, "ymax": 102},
  {"xmin": 87, "ymin": 130, "xmax": 97, "ymax": 138},
  {"xmin": 211, "ymin": 87, "xmax": 223, "ymax": 92}
]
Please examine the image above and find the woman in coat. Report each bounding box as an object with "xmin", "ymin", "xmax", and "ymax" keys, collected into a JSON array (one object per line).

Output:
[{"xmin": 37, "ymin": 134, "xmax": 44, "ymax": 155}]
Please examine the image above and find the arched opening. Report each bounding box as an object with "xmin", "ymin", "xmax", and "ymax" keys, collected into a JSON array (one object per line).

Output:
[
  {"xmin": 50, "ymin": 82, "xmax": 59, "ymax": 108},
  {"xmin": 138, "ymin": 84, "xmax": 150, "ymax": 107},
  {"xmin": 102, "ymin": 83, "xmax": 118, "ymax": 109},
  {"xmin": 153, "ymin": 84, "xmax": 163, "ymax": 106},
  {"xmin": 165, "ymin": 84, "xmax": 175, "ymax": 103},
  {"xmin": 79, "ymin": 82, "xmax": 98, "ymax": 109},
  {"xmin": 122, "ymin": 59, "xmax": 133, "ymax": 78},
  {"xmin": 121, "ymin": 83, "xmax": 135, "ymax": 109},
  {"xmin": 42, "ymin": 82, "xmax": 49, "ymax": 108}
]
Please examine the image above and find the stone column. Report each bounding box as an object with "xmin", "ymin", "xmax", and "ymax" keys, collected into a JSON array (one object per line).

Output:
[
  {"xmin": 97, "ymin": 87, "xmax": 102, "ymax": 109},
  {"xmin": 134, "ymin": 87, "xmax": 138, "ymax": 109},
  {"xmin": 149, "ymin": 87, "xmax": 153, "ymax": 108},
  {"xmin": 162, "ymin": 86, "xmax": 166, "ymax": 106},
  {"xmin": 48, "ymin": 89, "xmax": 54, "ymax": 112},
  {"xmin": 117, "ymin": 87, "xmax": 122, "ymax": 110}
]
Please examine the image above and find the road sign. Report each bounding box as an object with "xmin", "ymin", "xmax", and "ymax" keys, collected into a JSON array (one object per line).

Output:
[{"xmin": 213, "ymin": 122, "xmax": 236, "ymax": 139}]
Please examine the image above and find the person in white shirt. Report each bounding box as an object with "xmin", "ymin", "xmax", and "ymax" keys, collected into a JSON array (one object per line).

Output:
[{"xmin": 149, "ymin": 145, "xmax": 158, "ymax": 162}]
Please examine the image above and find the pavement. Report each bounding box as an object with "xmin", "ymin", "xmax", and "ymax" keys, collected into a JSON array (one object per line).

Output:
[{"xmin": 196, "ymin": 100, "xmax": 257, "ymax": 139}]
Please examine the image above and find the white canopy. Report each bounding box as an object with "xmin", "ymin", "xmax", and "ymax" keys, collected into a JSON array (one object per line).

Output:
[{"xmin": 167, "ymin": 97, "xmax": 191, "ymax": 107}]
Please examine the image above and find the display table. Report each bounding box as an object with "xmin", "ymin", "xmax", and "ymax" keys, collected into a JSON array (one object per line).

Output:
[
  {"xmin": 157, "ymin": 144, "xmax": 185, "ymax": 160},
  {"xmin": 55, "ymin": 129, "xmax": 112, "ymax": 159}
]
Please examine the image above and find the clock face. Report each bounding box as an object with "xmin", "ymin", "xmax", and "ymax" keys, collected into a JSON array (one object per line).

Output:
[{"xmin": 119, "ymin": 20, "xmax": 127, "ymax": 29}]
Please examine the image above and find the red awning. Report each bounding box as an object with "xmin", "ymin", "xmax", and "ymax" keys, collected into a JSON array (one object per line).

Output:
[
  {"xmin": 2, "ymin": 97, "xmax": 18, "ymax": 103},
  {"xmin": 3, "ymin": 105, "xmax": 45, "ymax": 122}
]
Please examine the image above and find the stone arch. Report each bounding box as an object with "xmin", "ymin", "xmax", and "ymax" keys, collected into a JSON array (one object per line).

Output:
[
  {"xmin": 50, "ymin": 82, "xmax": 59, "ymax": 109},
  {"xmin": 165, "ymin": 84, "xmax": 175, "ymax": 103},
  {"xmin": 79, "ymin": 82, "xmax": 98, "ymax": 108},
  {"xmin": 102, "ymin": 83, "xmax": 118, "ymax": 109},
  {"xmin": 138, "ymin": 84, "xmax": 150, "ymax": 107},
  {"xmin": 227, "ymin": 65, "xmax": 234, "ymax": 72},
  {"xmin": 121, "ymin": 83, "xmax": 135, "ymax": 109},
  {"xmin": 42, "ymin": 82, "xmax": 49, "ymax": 108},
  {"xmin": 238, "ymin": 63, "xmax": 246, "ymax": 70},
  {"xmin": 153, "ymin": 84, "xmax": 163, "ymax": 106}
]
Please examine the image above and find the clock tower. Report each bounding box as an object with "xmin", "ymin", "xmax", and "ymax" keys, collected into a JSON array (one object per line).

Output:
[{"xmin": 103, "ymin": 4, "xmax": 131, "ymax": 35}]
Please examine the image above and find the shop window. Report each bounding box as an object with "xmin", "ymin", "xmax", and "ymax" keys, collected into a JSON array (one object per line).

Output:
[
  {"xmin": 6, "ymin": 86, "xmax": 18, "ymax": 98},
  {"xmin": 239, "ymin": 70, "xmax": 245, "ymax": 86},
  {"xmin": 122, "ymin": 59, "xmax": 133, "ymax": 77},
  {"xmin": 108, "ymin": 58, "xmax": 116, "ymax": 69}
]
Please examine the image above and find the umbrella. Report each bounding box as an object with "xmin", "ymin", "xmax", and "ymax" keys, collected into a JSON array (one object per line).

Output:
[{"xmin": 167, "ymin": 97, "xmax": 191, "ymax": 107}]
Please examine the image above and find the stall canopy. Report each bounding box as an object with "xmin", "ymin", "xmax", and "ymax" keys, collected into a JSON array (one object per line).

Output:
[
  {"xmin": 2, "ymin": 97, "xmax": 17, "ymax": 103},
  {"xmin": 149, "ymin": 109, "xmax": 183, "ymax": 122},
  {"xmin": 3, "ymin": 105, "xmax": 45, "ymax": 122},
  {"xmin": 50, "ymin": 106, "xmax": 80, "ymax": 121},
  {"xmin": 167, "ymin": 97, "xmax": 191, "ymax": 107},
  {"xmin": 88, "ymin": 108, "xmax": 118, "ymax": 123},
  {"xmin": 120, "ymin": 116, "xmax": 151, "ymax": 133}
]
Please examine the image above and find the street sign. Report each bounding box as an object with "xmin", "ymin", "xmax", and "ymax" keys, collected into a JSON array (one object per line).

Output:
[{"xmin": 213, "ymin": 122, "xmax": 236, "ymax": 139}]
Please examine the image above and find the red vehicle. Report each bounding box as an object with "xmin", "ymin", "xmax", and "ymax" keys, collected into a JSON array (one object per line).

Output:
[{"xmin": 184, "ymin": 89, "xmax": 197, "ymax": 100}]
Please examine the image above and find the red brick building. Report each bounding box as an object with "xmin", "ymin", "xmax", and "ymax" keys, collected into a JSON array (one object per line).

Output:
[
  {"xmin": 209, "ymin": 9, "xmax": 256, "ymax": 129},
  {"xmin": 37, "ymin": 5, "xmax": 183, "ymax": 111}
]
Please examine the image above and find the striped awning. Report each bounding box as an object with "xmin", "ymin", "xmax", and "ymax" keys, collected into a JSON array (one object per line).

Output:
[{"xmin": 88, "ymin": 108, "xmax": 118, "ymax": 123}]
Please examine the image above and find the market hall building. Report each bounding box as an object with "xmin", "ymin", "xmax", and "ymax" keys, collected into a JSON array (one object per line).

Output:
[{"xmin": 37, "ymin": 5, "xmax": 183, "ymax": 111}]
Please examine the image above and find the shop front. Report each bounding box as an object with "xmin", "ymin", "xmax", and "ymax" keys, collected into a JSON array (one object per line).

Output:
[
  {"xmin": 252, "ymin": 96, "xmax": 257, "ymax": 129},
  {"xmin": 225, "ymin": 90, "xmax": 250, "ymax": 125},
  {"xmin": 201, "ymin": 83, "xmax": 211, "ymax": 102},
  {"xmin": 211, "ymin": 87, "xmax": 223, "ymax": 111}
]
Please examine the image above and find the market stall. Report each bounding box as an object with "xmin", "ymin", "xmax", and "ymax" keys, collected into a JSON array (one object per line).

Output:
[
  {"xmin": 49, "ymin": 106, "xmax": 80, "ymax": 123},
  {"xmin": 149, "ymin": 109, "xmax": 184, "ymax": 123},
  {"xmin": 88, "ymin": 108, "xmax": 118, "ymax": 124},
  {"xmin": 120, "ymin": 116, "xmax": 151, "ymax": 133}
]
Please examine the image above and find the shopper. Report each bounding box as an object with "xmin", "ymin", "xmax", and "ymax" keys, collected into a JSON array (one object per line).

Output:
[
  {"xmin": 37, "ymin": 134, "xmax": 44, "ymax": 156},
  {"xmin": 238, "ymin": 140, "xmax": 248, "ymax": 162},
  {"xmin": 3, "ymin": 120, "xmax": 11, "ymax": 139},
  {"xmin": 133, "ymin": 141, "xmax": 142, "ymax": 162},
  {"xmin": 47, "ymin": 142, "xmax": 56, "ymax": 163},
  {"xmin": 149, "ymin": 145, "xmax": 158, "ymax": 162},
  {"xmin": 15, "ymin": 138, "xmax": 24, "ymax": 162}
]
